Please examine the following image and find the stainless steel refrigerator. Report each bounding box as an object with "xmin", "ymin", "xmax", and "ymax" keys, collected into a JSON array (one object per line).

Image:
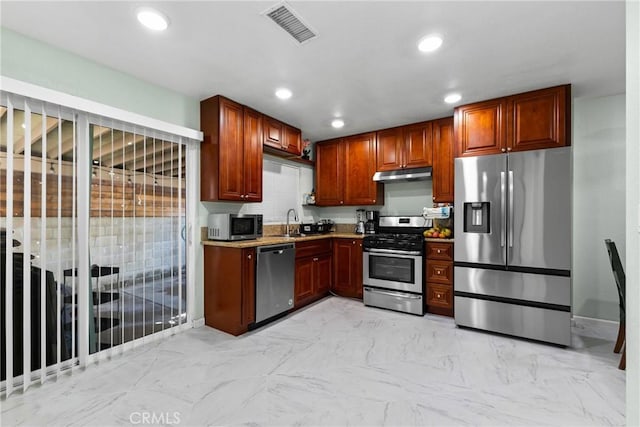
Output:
[{"xmin": 454, "ymin": 147, "xmax": 572, "ymax": 346}]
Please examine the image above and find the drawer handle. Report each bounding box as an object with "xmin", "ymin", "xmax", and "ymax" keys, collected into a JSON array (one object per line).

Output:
[{"xmin": 437, "ymin": 249, "xmax": 441, "ymax": 254}]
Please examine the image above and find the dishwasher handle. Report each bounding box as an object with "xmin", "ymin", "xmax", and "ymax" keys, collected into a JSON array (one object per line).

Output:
[{"xmin": 257, "ymin": 243, "xmax": 295, "ymax": 255}]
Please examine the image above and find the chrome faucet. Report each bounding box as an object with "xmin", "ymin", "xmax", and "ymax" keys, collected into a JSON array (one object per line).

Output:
[{"xmin": 285, "ymin": 208, "xmax": 298, "ymax": 237}]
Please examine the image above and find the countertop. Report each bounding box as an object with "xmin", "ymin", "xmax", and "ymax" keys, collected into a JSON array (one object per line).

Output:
[
  {"xmin": 202, "ymin": 233, "xmax": 453, "ymax": 248},
  {"xmin": 201, "ymin": 232, "xmax": 365, "ymax": 248}
]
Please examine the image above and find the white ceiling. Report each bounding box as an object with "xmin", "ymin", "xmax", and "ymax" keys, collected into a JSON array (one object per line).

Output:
[{"xmin": 0, "ymin": 1, "xmax": 626, "ymax": 141}]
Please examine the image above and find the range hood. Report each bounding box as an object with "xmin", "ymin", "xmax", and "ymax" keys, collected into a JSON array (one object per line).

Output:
[{"xmin": 372, "ymin": 167, "xmax": 432, "ymax": 182}]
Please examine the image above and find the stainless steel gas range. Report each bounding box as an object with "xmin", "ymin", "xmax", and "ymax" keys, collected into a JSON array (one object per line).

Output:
[{"xmin": 362, "ymin": 216, "xmax": 432, "ymax": 315}]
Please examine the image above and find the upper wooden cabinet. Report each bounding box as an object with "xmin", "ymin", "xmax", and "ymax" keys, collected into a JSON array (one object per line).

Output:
[
  {"xmin": 200, "ymin": 96, "xmax": 263, "ymax": 202},
  {"xmin": 315, "ymin": 139, "xmax": 343, "ymax": 206},
  {"xmin": 375, "ymin": 127, "xmax": 404, "ymax": 171},
  {"xmin": 454, "ymin": 98, "xmax": 507, "ymax": 157},
  {"xmin": 283, "ymin": 124, "xmax": 302, "ymax": 156},
  {"xmin": 432, "ymin": 117, "xmax": 455, "ymax": 203},
  {"xmin": 263, "ymin": 115, "xmax": 302, "ymax": 156},
  {"xmin": 343, "ymin": 132, "xmax": 382, "ymax": 205},
  {"xmin": 455, "ymin": 84, "xmax": 570, "ymax": 157},
  {"xmin": 375, "ymin": 123, "xmax": 432, "ymax": 172},
  {"xmin": 508, "ymin": 85, "xmax": 570, "ymax": 151},
  {"xmin": 403, "ymin": 121, "xmax": 433, "ymax": 169},
  {"xmin": 316, "ymin": 134, "xmax": 383, "ymax": 206}
]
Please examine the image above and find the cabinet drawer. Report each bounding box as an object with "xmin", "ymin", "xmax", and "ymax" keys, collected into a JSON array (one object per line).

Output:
[
  {"xmin": 426, "ymin": 260, "xmax": 453, "ymax": 284},
  {"xmin": 295, "ymin": 239, "xmax": 332, "ymax": 259},
  {"xmin": 427, "ymin": 283, "xmax": 453, "ymax": 309},
  {"xmin": 426, "ymin": 242, "xmax": 453, "ymax": 261}
]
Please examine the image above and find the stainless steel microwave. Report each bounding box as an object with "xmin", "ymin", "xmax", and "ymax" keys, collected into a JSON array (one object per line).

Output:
[{"xmin": 207, "ymin": 214, "xmax": 263, "ymax": 241}]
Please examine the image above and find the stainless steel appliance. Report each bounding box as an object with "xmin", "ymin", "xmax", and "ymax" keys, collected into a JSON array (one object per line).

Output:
[
  {"xmin": 454, "ymin": 147, "xmax": 572, "ymax": 346},
  {"xmin": 372, "ymin": 167, "xmax": 432, "ymax": 182},
  {"xmin": 207, "ymin": 213, "xmax": 263, "ymax": 241},
  {"xmin": 355, "ymin": 209, "xmax": 366, "ymax": 234},
  {"xmin": 364, "ymin": 210, "xmax": 379, "ymax": 234},
  {"xmin": 362, "ymin": 216, "xmax": 432, "ymax": 315},
  {"xmin": 255, "ymin": 243, "xmax": 295, "ymax": 323}
]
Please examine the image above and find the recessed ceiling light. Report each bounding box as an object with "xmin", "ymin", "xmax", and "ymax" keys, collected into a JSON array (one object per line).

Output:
[
  {"xmin": 331, "ymin": 119, "xmax": 345, "ymax": 129},
  {"xmin": 444, "ymin": 93, "xmax": 462, "ymax": 104},
  {"xmin": 275, "ymin": 88, "xmax": 292, "ymax": 100},
  {"xmin": 418, "ymin": 35, "xmax": 443, "ymax": 53},
  {"xmin": 137, "ymin": 8, "xmax": 169, "ymax": 31}
]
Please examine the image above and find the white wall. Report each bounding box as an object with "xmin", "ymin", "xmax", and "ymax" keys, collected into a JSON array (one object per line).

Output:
[
  {"xmin": 625, "ymin": 0, "xmax": 639, "ymax": 423},
  {"xmin": 572, "ymin": 94, "xmax": 626, "ymax": 321}
]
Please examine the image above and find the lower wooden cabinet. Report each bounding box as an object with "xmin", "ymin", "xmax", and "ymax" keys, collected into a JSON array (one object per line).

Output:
[
  {"xmin": 332, "ymin": 238, "xmax": 363, "ymax": 299},
  {"xmin": 203, "ymin": 246, "xmax": 256, "ymax": 336},
  {"xmin": 295, "ymin": 240, "xmax": 332, "ymax": 308},
  {"xmin": 425, "ymin": 241, "xmax": 454, "ymax": 317}
]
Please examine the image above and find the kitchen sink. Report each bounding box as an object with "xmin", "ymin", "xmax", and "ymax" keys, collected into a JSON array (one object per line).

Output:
[{"xmin": 272, "ymin": 233, "xmax": 307, "ymax": 238}]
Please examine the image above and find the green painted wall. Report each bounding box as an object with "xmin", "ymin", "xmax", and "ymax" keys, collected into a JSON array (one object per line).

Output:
[{"xmin": 0, "ymin": 27, "xmax": 199, "ymax": 129}]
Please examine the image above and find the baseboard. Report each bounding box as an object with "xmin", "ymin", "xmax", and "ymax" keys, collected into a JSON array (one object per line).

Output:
[
  {"xmin": 192, "ymin": 318, "xmax": 205, "ymax": 328},
  {"xmin": 572, "ymin": 314, "xmax": 619, "ymax": 327}
]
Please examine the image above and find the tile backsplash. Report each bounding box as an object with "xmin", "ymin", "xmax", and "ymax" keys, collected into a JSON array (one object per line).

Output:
[{"xmin": 201, "ymin": 154, "xmax": 434, "ymax": 226}]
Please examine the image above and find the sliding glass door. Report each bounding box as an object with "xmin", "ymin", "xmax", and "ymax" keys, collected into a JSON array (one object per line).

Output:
[{"xmin": 1, "ymin": 91, "xmax": 194, "ymax": 396}]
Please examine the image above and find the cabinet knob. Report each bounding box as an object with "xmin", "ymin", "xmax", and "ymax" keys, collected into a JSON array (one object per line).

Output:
[
  {"xmin": 240, "ymin": 194, "xmax": 245, "ymax": 199},
  {"xmin": 248, "ymin": 254, "xmax": 252, "ymax": 259},
  {"xmin": 437, "ymin": 294, "xmax": 441, "ymax": 299},
  {"xmin": 437, "ymin": 271, "xmax": 441, "ymax": 275},
  {"xmin": 313, "ymin": 257, "xmax": 318, "ymax": 261},
  {"xmin": 507, "ymin": 147, "xmax": 512, "ymax": 152},
  {"xmin": 352, "ymin": 241, "xmax": 356, "ymax": 244},
  {"xmin": 501, "ymin": 148, "xmax": 506, "ymax": 153},
  {"xmin": 340, "ymin": 201, "xmax": 344, "ymax": 204},
  {"xmin": 372, "ymin": 199, "xmax": 376, "ymax": 203},
  {"xmin": 433, "ymin": 196, "xmax": 436, "ymax": 200},
  {"xmin": 437, "ymin": 249, "xmax": 441, "ymax": 253}
]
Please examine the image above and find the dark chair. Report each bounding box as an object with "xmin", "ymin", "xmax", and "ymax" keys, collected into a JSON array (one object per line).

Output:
[{"xmin": 604, "ymin": 239, "xmax": 625, "ymax": 370}]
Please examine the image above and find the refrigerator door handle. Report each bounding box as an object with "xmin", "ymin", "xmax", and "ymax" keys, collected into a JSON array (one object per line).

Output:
[
  {"xmin": 500, "ymin": 171, "xmax": 506, "ymax": 247},
  {"xmin": 509, "ymin": 170, "xmax": 514, "ymax": 248}
]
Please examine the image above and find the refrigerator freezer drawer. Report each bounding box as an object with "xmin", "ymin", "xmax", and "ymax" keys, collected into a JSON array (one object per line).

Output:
[
  {"xmin": 455, "ymin": 266, "xmax": 571, "ymax": 306},
  {"xmin": 455, "ymin": 296, "xmax": 571, "ymax": 346},
  {"xmin": 363, "ymin": 287, "xmax": 424, "ymax": 316}
]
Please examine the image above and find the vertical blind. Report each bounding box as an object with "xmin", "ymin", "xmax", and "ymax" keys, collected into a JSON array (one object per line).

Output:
[{"xmin": 1, "ymin": 91, "xmax": 192, "ymax": 397}]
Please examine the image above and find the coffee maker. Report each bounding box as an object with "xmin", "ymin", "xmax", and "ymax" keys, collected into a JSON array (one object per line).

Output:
[
  {"xmin": 364, "ymin": 210, "xmax": 379, "ymax": 234},
  {"xmin": 355, "ymin": 209, "xmax": 366, "ymax": 234}
]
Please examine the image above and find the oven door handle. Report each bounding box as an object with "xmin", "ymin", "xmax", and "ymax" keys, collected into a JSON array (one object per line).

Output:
[
  {"xmin": 365, "ymin": 248, "xmax": 422, "ymax": 256},
  {"xmin": 364, "ymin": 287, "xmax": 422, "ymax": 299}
]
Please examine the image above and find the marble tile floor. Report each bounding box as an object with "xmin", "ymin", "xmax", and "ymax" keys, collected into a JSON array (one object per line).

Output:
[{"xmin": 1, "ymin": 297, "xmax": 625, "ymax": 426}]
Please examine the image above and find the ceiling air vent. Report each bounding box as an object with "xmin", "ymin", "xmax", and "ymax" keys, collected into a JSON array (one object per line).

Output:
[{"xmin": 263, "ymin": 2, "xmax": 317, "ymax": 44}]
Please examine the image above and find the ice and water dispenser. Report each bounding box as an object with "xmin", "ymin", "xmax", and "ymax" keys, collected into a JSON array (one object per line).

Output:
[{"xmin": 463, "ymin": 202, "xmax": 490, "ymax": 233}]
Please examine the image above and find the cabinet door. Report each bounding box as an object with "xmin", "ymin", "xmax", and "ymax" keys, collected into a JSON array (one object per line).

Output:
[
  {"xmin": 314, "ymin": 254, "xmax": 332, "ymax": 295},
  {"xmin": 343, "ymin": 133, "xmax": 382, "ymax": 205},
  {"xmin": 332, "ymin": 239, "xmax": 363, "ymax": 299},
  {"xmin": 218, "ymin": 98, "xmax": 245, "ymax": 200},
  {"xmin": 241, "ymin": 248, "xmax": 256, "ymax": 327},
  {"xmin": 432, "ymin": 117, "xmax": 455, "ymax": 203},
  {"xmin": 376, "ymin": 128, "xmax": 404, "ymax": 172},
  {"xmin": 508, "ymin": 85, "xmax": 570, "ymax": 152},
  {"xmin": 264, "ymin": 116, "xmax": 284, "ymax": 149},
  {"xmin": 315, "ymin": 139, "xmax": 344, "ymax": 206},
  {"xmin": 455, "ymin": 99, "xmax": 507, "ymax": 157},
  {"xmin": 283, "ymin": 125, "xmax": 302, "ymax": 156},
  {"xmin": 404, "ymin": 122, "xmax": 433, "ymax": 169},
  {"xmin": 295, "ymin": 257, "xmax": 314, "ymax": 306},
  {"xmin": 243, "ymin": 108, "xmax": 263, "ymax": 202}
]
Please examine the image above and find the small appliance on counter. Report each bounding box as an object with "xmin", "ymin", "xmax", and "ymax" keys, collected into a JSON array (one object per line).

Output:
[
  {"xmin": 364, "ymin": 210, "xmax": 379, "ymax": 234},
  {"xmin": 207, "ymin": 213, "xmax": 263, "ymax": 241},
  {"xmin": 300, "ymin": 219, "xmax": 334, "ymax": 234},
  {"xmin": 355, "ymin": 209, "xmax": 366, "ymax": 234}
]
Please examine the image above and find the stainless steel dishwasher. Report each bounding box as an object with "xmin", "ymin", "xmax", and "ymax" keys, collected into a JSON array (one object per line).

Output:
[{"xmin": 255, "ymin": 243, "xmax": 295, "ymax": 323}]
